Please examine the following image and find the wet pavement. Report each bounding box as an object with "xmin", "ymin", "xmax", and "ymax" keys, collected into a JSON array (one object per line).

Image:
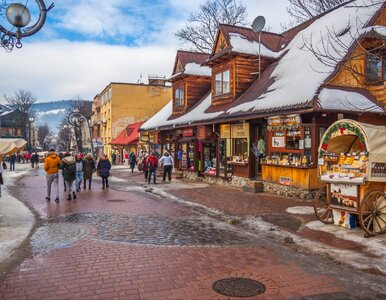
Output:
[{"xmin": 0, "ymin": 164, "xmax": 385, "ymax": 299}]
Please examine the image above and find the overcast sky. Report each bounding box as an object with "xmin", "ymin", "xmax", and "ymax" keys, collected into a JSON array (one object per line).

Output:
[{"xmin": 0, "ymin": 0, "xmax": 292, "ymax": 103}]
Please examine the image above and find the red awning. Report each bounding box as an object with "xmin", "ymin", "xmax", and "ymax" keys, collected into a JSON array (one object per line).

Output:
[{"xmin": 109, "ymin": 121, "xmax": 144, "ymax": 146}]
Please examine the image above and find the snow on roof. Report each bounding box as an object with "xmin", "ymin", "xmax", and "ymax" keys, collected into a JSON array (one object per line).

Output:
[
  {"xmin": 229, "ymin": 33, "xmax": 282, "ymax": 59},
  {"xmin": 361, "ymin": 25, "xmax": 386, "ymax": 37},
  {"xmin": 227, "ymin": 0, "xmax": 383, "ymax": 115},
  {"xmin": 184, "ymin": 63, "xmax": 211, "ymax": 77},
  {"xmin": 318, "ymin": 88, "xmax": 384, "ymax": 113},
  {"xmin": 141, "ymin": 94, "xmax": 224, "ymax": 131}
]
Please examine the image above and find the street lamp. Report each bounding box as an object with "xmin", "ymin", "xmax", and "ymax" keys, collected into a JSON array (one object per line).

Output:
[
  {"xmin": 68, "ymin": 111, "xmax": 94, "ymax": 158},
  {"xmin": 28, "ymin": 116, "xmax": 34, "ymax": 151},
  {"xmin": 0, "ymin": 0, "xmax": 54, "ymax": 52}
]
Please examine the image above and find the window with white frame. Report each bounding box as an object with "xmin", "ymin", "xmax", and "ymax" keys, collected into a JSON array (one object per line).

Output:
[
  {"xmin": 215, "ymin": 70, "xmax": 230, "ymax": 96},
  {"xmin": 174, "ymin": 87, "xmax": 185, "ymax": 107}
]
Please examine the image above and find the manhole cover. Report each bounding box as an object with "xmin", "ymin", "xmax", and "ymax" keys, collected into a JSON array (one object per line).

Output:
[
  {"xmin": 107, "ymin": 199, "xmax": 126, "ymax": 202},
  {"xmin": 212, "ymin": 277, "xmax": 266, "ymax": 297}
]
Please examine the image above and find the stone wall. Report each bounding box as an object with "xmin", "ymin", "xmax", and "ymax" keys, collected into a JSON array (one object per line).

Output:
[{"xmin": 184, "ymin": 172, "xmax": 317, "ymax": 200}]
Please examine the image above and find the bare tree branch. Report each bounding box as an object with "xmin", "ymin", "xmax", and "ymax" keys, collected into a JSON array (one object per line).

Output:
[{"xmin": 175, "ymin": 0, "xmax": 248, "ymax": 53}]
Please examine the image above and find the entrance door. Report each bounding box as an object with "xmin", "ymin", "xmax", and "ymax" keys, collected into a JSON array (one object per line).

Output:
[{"xmin": 254, "ymin": 127, "xmax": 266, "ymax": 177}]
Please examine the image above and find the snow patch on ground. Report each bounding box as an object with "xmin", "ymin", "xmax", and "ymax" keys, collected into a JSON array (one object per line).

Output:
[{"xmin": 286, "ymin": 206, "xmax": 314, "ymax": 215}]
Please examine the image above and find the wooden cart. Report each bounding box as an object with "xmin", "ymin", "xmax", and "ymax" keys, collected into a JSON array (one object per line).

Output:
[
  {"xmin": 314, "ymin": 120, "xmax": 386, "ymax": 237},
  {"xmin": 0, "ymin": 138, "xmax": 27, "ymax": 197}
]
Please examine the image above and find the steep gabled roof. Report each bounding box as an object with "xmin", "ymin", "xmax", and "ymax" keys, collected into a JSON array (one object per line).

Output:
[
  {"xmin": 172, "ymin": 50, "xmax": 210, "ymax": 76},
  {"xmin": 142, "ymin": 0, "xmax": 385, "ymax": 132},
  {"xmin": 110, "ymin": 122, "xmax": 144, "ymax": 145}
]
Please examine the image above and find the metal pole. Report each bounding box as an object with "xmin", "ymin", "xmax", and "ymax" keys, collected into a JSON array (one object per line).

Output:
[{"xmin": 258, "ymin": 31, "xmax": 261, "ymax": 80}]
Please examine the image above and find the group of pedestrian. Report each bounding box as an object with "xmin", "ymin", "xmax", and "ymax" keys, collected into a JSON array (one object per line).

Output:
[
  {"xmin": 6, "ymin": 152, "xmax": 40, "ymax": 171},
  {"xmin": 139, "ymin": 151, "xmax": 174, "ymax": 184},
  {"xmin": 45, "ymin": 149, "xmax": 112, "ymax": 203}
]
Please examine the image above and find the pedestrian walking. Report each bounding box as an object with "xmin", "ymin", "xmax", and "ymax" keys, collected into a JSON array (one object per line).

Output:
[
  {"xmin": 59, "ymin": 152, "xmax": 77, "ymax": 201},
  {"xmin": 31, "ymin": 151, "xmax": 39, "ymax": 169},
  {"xmin": 159, "ymin": 151, "xmax": 174, "ymax": 182},
  {"xmin": 111, "ymin": 152, "xmax": 117, "ymax": 165},
  {"xmin": 44, "ymin": 149, "xmax": 61, "ymax": 203},
  {"xmin": 9, "ymin": 153, "xmax": 16, "ymax": 171},
  {"xmin": 147, "ymin": 152, "xmax": 158, "ymax": 184},
  {"xmin": 123, "ymin": 151, "xmax": 129, "ymax": 166},
  {"xmin": 141, "ymin": 153, "xmax": 149, "ymax": 182},
  {"xmin": 75, "ymin": 154, "xmax": 84, "ymax": 192},
  {"xmin": 129, "ymin": 152, "xmax": 137, "ymax": 173},
  {"xmin": 83, "ymin": 153, "xmax": 96, "ymax": 190},
  {"xmin": 97, "ymin": 154, "xmax": 111, "ymax": 190}
]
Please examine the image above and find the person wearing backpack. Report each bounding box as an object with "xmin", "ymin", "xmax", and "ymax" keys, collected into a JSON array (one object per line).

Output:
[
  {"xmin": 147, "ymin": 152, "xmax": 158, "ymax": 184},
  {"xmin": 83, "ymin": 153, "xmax": 96, "ymax": 190},
  {"xmin": 59, "ymin": 152, "xmax": 77, "ymax": 201},
  {"xmin": 129, "ymin": 152, "xmax": 137, "ymax": 173},
  {"xmin": 141, "ymin": 153, "xmax": 149, "ymax": 182},
  {"xmin": 97, "ymin": 154, "xmax": 111, "ymax": 190}
]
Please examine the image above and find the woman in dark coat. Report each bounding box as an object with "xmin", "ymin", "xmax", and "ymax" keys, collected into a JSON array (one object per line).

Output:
[
  {"xmin": 83, "ymin": 153, "xmax": 96, "ymax": 190},
  {"xmin": 129, "ymin": 152, "xmax": 136, "ymax": 173},
  {"xmin": 97, "ymin": 154, "xmax": 111, "ymax": 190}
]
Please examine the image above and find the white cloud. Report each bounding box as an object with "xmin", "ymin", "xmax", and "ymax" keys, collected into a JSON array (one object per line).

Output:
[{"xmin": 0, "ymin": 40, "xmax": 177, "ymax": 102}]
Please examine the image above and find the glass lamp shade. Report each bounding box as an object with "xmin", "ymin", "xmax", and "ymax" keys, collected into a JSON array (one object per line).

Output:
[{"xmin": 6, "ymin": 3, "xmax": 31, "ymax": 28}]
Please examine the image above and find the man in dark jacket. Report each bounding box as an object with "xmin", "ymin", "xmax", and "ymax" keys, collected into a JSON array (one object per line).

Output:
[
  {"xmin": 59, "ymin": 152, "xmax": 77, "ymax": 201},
  {"xmin": 97, "ymin": 154, "xmax": 111, "ymax": 190},
  {"xmin": 83, "ymin": 153, "xmax": 96, "ymax": 190},
  {"xmin": 147, "ymin": 152, "xmax": 158, "ymax": 184},
  {"xmin": 9, "ymin": 154, "xmax": 16, "ymax": 171}
]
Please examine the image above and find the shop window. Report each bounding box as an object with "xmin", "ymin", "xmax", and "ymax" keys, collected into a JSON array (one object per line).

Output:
[
  {"xmin": 174, "ymin": 87, "xmax": 185, "ymax": 107},
  {"xmin": 232, "ymin": 138, "xmax": 249, "ymax": 162},
  {"xmin": 203, "ymin": 142, "xmax": 216, "ymax": 174},
  {"xmin": 365, "ymin": 55, "xmax": 385, "ymax": 85},
  {"xmin": 215, "ymin": 70, "xmax": 230, "ymax": 96}
]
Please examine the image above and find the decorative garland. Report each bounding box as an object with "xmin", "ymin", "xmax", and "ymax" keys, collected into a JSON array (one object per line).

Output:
[{"xmin": 320, "ymin": 122, "xmax": 367, "ymax": 156}]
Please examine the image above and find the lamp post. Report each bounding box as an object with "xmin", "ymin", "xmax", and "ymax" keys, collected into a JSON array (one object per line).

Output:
[
  {"xmin": 28, "ymin": 117, "xmax": 34, "ymax": 151},
  {"xmin": 0, "ymin": 0, "xmax": 54, "ymax": 52},
  {"xmin": 68, "ymin": 111, "xmax": 94, "ymax": 158}
]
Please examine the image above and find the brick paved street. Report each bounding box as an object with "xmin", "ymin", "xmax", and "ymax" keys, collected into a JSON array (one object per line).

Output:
[{"xmin": 0, "ymin": 166, "xmax": 385, "ymax": 299}]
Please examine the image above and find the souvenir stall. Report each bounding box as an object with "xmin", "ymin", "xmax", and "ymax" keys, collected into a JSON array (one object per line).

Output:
[
  {"xmin": 0, "ymin": 138, "xmax": 27, "ymax": 197},
  {"xmin": 314, "ymin": 119, "xmax": 386, "ymax": 236},
  {"xmin": 261, "ymin": 115, "xmax": 322, "ymax": 189}
]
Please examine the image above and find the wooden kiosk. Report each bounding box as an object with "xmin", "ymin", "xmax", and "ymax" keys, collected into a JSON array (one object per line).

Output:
[{"xmin": 314, "ymin": 119, "xmax": 386, "ymax": 236}]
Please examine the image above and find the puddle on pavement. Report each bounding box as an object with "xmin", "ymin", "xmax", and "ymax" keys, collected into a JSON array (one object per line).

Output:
[{"xmin": 261, "ymin": 214, "xmax": 302, "ymax": 231}]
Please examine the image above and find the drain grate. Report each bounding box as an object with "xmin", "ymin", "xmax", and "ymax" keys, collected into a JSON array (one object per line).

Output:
[
  {"xmin": 212, "ymin": 277, "xmax": 266, "ymax": 297},
  {"xmin": 107, "ymin": 199, "xmax": 126, "ymax": 202}
]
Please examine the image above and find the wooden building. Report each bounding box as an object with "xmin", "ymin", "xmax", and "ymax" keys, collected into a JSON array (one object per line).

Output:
[{"xmin": 141, "ymin": 1, "xmax": 386, "ymax": 198}]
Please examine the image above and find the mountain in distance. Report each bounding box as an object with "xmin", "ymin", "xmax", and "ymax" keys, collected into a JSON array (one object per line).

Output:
[{"xmin": 32, "ymin": 100, "xmax": 92, "ymax": 133}]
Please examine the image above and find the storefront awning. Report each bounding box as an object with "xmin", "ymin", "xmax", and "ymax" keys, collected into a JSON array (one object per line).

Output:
[{"xmin": 110, "ymin": 122, "xmax": 144, "ymax": 146}]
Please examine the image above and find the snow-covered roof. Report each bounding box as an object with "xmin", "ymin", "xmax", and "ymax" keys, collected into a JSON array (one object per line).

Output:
[
  {"xmin": 227, "ymin": 0, "xmax": 384, "ymax": 115},
  {"xmin": 360, "ymin": 25, "xmax": 386, "ymax": 38},
  {"xmin": 317, "ymin": 88, "xmax": 384, "ymax": 113},
  {"xmin": 229, "ymin": 33, "xmax": 282, "ymax": 59},
  {"xmin": 141, "ymin": 94, "xmax": 224, "ymax": 131},
  {"xmin": 169, "ymin": 63, "xmax": 211, "ymax": 80}
]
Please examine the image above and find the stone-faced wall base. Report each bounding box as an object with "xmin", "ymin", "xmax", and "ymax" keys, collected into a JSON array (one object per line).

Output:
[{"xmin": 263, "ymin": 180, "xmax": 317, "ymax": 200}]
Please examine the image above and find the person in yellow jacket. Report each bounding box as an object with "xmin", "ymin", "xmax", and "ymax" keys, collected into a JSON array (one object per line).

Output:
[{"xmin": 44, "ymin": 149, "xmax": 61, "ymax": 203}]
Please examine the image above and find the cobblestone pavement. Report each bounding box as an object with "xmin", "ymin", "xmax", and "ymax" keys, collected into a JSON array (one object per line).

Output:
[{"xmin": 0, "ymin": 166, "xmax": 385, "ymax": 299}]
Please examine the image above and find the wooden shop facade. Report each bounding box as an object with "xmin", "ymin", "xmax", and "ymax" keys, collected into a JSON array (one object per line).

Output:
[{"xmin": 141, "ymin": 3, "xmax": 386, "ymax": 195}]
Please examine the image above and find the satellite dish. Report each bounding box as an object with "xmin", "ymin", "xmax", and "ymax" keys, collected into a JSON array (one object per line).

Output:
[{"xmin": 251, "ymin": 16, "xmax": 265, "ymax": 32}]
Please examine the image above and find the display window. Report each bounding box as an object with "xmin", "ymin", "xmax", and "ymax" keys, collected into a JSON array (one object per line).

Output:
[
  {"xmin": 203, "ymin": 142, "xmax": 216, "ymax": 175},
  {"xmin": 219, "ymin": 139, "xmax": 232, "ymax": 177},
  {"xmin": 232, "ymin": 138, "xmax": 249, "ymax": 163}
]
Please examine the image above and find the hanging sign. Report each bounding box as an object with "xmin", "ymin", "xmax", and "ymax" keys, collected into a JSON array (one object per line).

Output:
[
  {"xmin": 231, "ymin": 123, "xmax": 249, "ymax": 138},
  {"xmin": 268, "ymin": 114, "xmax": 301, "ymax": 130},
  {"xmin": 197, "ymin": 126, "xmax": 210, "ymax": 139},
  {"xmin": 220, "ymin": 124, "xmax": 231, "ymax": 139},
  {"xmin": 152, "ymin": 132, "xmax": 159, "ymax": 144},
  {"xmin": 182, "ymin": 127, "xmax": 194, "ymax": 137},
  {"xmin": 272, "ymin": 136, "xmax": 285, "ymax": 148}
]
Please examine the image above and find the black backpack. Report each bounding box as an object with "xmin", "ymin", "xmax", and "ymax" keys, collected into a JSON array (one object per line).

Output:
[{"xmin": 67, "ymin": 163, "xmax": 76, "ymax": 176}]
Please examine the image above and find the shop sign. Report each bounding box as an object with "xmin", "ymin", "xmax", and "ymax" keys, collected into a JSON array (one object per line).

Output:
[
  {"xmin": 279, "ymin": 176, "xmax": 291, "ymax": 185},
  {"xmin": 220, "ymin": 124, "xmax": 231, "ymax": 138},
  {"xmin": 272, "ymin": 136, "xmax": 285, "ymax": 148},
  {"xmin": 183, "ymin": 127, "xmax": 194, "ymax": 137},
  {"xmin": 197, "ymin": 126, "xmax": 210, "ymax": 139},
  {"xmin": 330, "ymin": 183, "xmax": 358, "ymax": 210},
  {"xmin": 268, "ymin": 114, "xmax": 301, "ymax": 130},
  {"xmin": 231, "ymin": 123, "xmax": 249, "ymax": 138}
]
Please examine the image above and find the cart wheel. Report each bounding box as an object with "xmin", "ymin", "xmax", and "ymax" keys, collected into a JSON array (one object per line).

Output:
[
  {"xmin": 314, "ymin": 186, "xmax": 333, "ymax": 224},
  {"xmin": 359, "ymin": 191, "xmax": 386, "ymax": 237}
]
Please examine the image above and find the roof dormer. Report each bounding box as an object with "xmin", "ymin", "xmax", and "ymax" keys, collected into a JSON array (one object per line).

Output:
[{"xmin": 169, "ymin": 51, "xmax": 211, "ymax": 116}]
